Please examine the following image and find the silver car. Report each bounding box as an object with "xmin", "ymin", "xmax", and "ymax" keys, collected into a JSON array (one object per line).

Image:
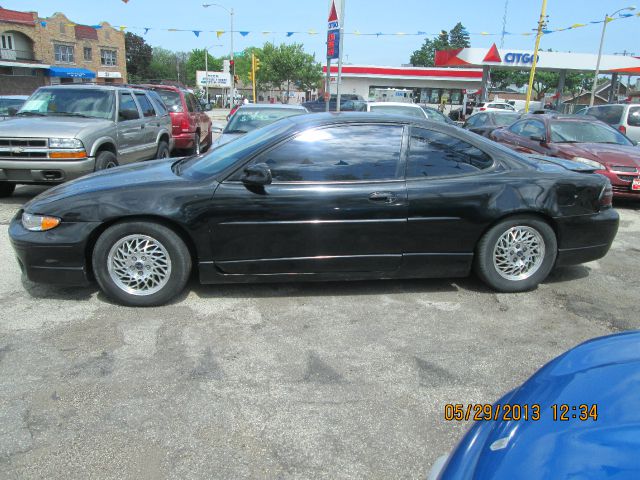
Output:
[{"xmin": 0, "ymin": 85, "xmax": 173, "ymax": 197}]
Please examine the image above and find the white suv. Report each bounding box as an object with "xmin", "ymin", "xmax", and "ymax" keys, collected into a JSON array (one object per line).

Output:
[
  {"xmin": 586, "ymin": 104, "xmax": 640, "ymax": 143},
  {"xmin": 473, "ymin": 101, "xmax": 516, "ymax": 114}
]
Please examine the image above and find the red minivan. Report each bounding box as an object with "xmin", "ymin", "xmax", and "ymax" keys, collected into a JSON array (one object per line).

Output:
[{"xmin": 143, "ymin": 85, "xmax": 212, "ymax": 155}]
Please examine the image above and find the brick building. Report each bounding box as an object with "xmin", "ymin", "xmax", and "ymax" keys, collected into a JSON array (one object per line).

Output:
[{"xmin": 0, "ymin": 6, "xmax": 127, "ymax": 95}]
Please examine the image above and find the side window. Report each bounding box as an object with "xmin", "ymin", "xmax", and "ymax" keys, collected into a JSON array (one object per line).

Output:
[
  {"xmin": 185, "ymin": 94, "xmax": 195, "ymax": 113},
  {"xmin": 248, "ymin": 124, "xmax": 404, "ymax": 182},
  {"xmin": 521, "ymin": 121, "xmax": 546, "ymax": 138},
  {"xmin": 118, "ymin": 92, "xmax": 140, "ymax": 121},
  {"xmin": 135, "ymin": 93, "xmax": 156, "ymax": 117},
  {"xmin": 509, "ymin": 120, "xmax": 528, "ymax": 136},
  {"xmin": 473, "ymin": 114, "xmax": 487, "ymax": 126},
  {"xmin": 407, "ymin": 127, "xmax": 493, "ymax": 178},
  {"xmin": 147, "ymin": 90, "xmax": 168, "ymax": 116},
  {"xmin": 627, "ymin": 107, "xmax": 640, "ymax": 127}
]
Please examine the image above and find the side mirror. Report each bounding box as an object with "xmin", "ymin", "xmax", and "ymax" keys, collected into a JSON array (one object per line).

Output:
[
  {"xmin": 530, "ymin": 134, "xmax": 546, "ymax": 143},
  {"xmin": 241, "ymin": 163, "xmax": 272, "ymax": 186},
  {"xmin": 7, "ymin": 107, "xmax": 18, "ymax": 116}
]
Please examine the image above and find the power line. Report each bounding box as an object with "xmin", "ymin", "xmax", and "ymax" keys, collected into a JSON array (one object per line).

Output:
[{"xmin": 500, "ymin": 0, "xmax": 509, "ymax": 48}]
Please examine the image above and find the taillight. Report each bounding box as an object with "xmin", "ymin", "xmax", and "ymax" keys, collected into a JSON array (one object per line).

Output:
[
  {"xmin": 181, "ymin": 115, "xmax": 190, "ymax": 133},
  {"xmin": 479, "ymin": 107, "xmax": 486, "ymax": 111},
  {"xmin": 618, "ymin": 125, "xmax": 627, "ymax": 135},
  {"xmin": 599, "ymin": 181, "xmax": 613, "ymax": 208}
]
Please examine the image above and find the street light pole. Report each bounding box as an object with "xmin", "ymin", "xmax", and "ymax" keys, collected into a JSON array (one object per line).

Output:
[
  {"xmin": 589, "ymin": 6, "xmax": 636, "ymax": 107},
  {"xmin": 203, "ymin": 4, "xmax": 235, "ymax": 106}
]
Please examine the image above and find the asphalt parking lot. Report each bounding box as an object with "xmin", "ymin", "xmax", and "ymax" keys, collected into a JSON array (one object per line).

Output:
[{"xmin": 0, "ymin": 185, "xmax": 639, "ymax": 479}]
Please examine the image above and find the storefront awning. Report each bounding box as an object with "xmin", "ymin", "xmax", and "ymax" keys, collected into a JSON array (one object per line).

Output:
[{"xmin": 47, "ymin": 66, "xmax": 96, "ymax": 79}]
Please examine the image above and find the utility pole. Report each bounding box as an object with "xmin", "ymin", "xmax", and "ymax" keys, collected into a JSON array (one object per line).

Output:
[{"xmin": 524, "ymin": 0, "xmax": 547, "ymax": 113}]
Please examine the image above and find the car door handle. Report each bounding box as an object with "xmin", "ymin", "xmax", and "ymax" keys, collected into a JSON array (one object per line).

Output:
[
  {"xmin": 369, "ymin": 192, "xmax": 397, "ymax": 203},
  {"xmin": 140, "ymin": 125, "xmax": 145, "ymax": 129}
]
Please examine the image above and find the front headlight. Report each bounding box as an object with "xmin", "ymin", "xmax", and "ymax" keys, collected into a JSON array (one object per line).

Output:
[
  {"xmin": 571, "ymin": 156, "xmax": 605, "ymax": 170},
  {"xmin": 22, "ymin": 212, "xmax": 61, "ymax": 231},
  {"xmin": 49, "ymin": 138, "xmax": 84, "ymax": 149}
]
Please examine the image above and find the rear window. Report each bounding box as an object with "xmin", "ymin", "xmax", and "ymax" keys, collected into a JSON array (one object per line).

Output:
[
  {"xmin": 369, "ymin": 105, "xmax": 424, "ymax": 119},
  {"xmin": 586, "ymin": 105, "xmax": 624, "ymax": 125},
  {"xmin": 155, "ymin": 90, "xmax": 183, "ymax": 113},
  {"xmin": 628, "ymin": 107, "xmax": 640, "ymax": 127},
  {"xmin": 494, "ymin": 113, "xmax": 520, "ymax": 126}
]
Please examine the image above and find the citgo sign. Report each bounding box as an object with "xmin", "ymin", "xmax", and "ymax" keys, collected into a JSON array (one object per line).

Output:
[{"xmin": 504, "ymin": 52, "xmax": 539, "ymax": 64}]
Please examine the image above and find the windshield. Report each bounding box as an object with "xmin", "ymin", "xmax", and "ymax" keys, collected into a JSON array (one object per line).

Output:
[
  {"xmin": 369, "ymin": 105, "xmax": 424, "ymax": 119},
  {"xmin": 550, "ymin": 121, "xmax": 632, "ymax": 145},
  {"xmin": 421, "ymin": 108, "xmax": 447, "ymax": 123},
  {"xmin": 18, "ymin": 88, "xmax": 115, "ymax": 119},
  {"xmin": 494, "ymin": 113, "xmax": 520, "ymax": 126},
  {"xmin": 155, "ymin": 90, "xmax": 183, "ymax": 112},
  {"xmin": 178, "ymin": 118, "xmax": 294, "ymax": 179},
  {"xmin": 224, "ymin": 108, "xmax": 306, "ymax": 133}
]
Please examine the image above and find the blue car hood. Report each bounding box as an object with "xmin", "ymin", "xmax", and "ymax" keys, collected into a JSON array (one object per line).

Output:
[{"xmin": 440, "ymin": 331, "xmax": 640, "ymax": 480}]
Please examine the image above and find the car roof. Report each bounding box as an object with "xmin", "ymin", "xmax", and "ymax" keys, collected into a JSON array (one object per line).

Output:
[
  {"xmin": 140, "ymin": 84, "xmax": 185, "ymax": 93},
  {"xmin": 238, "ymin": 103, "xmax": 307, "ymax": 110},
  {"xmin": 36, "ymin": 84, "xmax": 148, "ymax": 93},
  {"xmin": 0, "ymin": 95, "xmax": 29, "ymax": 99}
]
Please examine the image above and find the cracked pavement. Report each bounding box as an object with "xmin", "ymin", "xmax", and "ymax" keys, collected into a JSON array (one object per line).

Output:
[{"xmin": 1, "ymin": 185, "xmax": 639, "ymax": 479}]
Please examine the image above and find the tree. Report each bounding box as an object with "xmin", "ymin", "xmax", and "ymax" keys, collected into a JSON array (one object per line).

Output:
[
  {"xmin": 148, "ymin": 47, "xmax": 178, "ymax": 82},
  {"xmin": 448, "ymin": 22, "xmax": 470, "ymax": 49},
  {"xmin": 125, "ymin": 32, "xmax": 152, "ymax": 83},
  {"xmin": 185, "ymin": 49, "xmax": 223, "ymax": 87},
  {"xmin": 410, "ymin": 30, "xmax": 449, "ymax": 67}
]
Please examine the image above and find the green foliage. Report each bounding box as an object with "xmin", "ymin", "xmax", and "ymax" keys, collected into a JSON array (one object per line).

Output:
[
  {"xmin": 410, "ymin": 24, "xmax": 470, "ymax": 67},
  {"xmin": 125, "ymin": 32, "xmax": 152, "ymax": 82},
  {"xmin": 185, "ymin": 49, "xmax": 223, "ymax": 87},
  {"xmin": 489, "ymin": 69, "xmax": 596, "ymax": 99}
]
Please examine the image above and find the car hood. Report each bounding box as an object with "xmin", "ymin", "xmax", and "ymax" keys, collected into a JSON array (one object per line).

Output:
[
  {"xmin": 212, "ymin": 132, "xmax": 243, "ymax": 148},
  {"xmin": 0, "ymin": 116, "xmax": 113, "ymax": 139},
  {"xmin": 439, "ymin": 331, "xmax": 640, "ymax": 480},
  {"xmin": 24, "ymin": 158, "xmax": 199, "ymax": 220},
  {"xmin": 555, "ymin": 143, "xmax": 640, "ymax": 168}
]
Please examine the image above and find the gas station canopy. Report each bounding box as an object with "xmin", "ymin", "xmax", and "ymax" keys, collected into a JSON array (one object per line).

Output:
[{"xmin": 435, "ymin": 44, "xmax": 640, "ymax": 74}]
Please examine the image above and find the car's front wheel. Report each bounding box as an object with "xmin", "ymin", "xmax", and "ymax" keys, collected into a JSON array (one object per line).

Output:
[
  {"xmin": 475, "ymin": 216, "xmax": 557, "ymax": 292},
  {"xmin": 92, "ymin": 221, "xmax": 192, "ymax": 307},
  {"xmin": 0, "ymin": 182, "xmax": 16, "ymax": 198}
]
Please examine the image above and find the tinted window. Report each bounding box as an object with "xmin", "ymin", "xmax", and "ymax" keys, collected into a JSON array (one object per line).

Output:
[
  {"xmin": 0, "ymin": 98, "xmax": 25, "ymax": 115},
  {"xmin": 369, "ymin": 104, "xmax": 424, "ymax": 119},
  {"xmin": 421, "ymin": 107, "xmax": 448, "ymax": 123},
  {"xmin": 470, "ymin": 114, "xmax": 487, "ymax": 126},
  {"xmin": 186, "ymin": 94, "xmax": 196, "ymax": 113},
  {"xmin": 628, "ymin": 107, "xmax": 640, "ymax": 127},
  {"xmin": 146, "ymin": 90, "xmax": 168, "ymax": 116},
  {"xmin": 493, "ymin": 113, "xmax": 520, "ymax": 126},
  {"xmin": 135, "ymin": 93, "xmax": 156, "ymax": 117},
  {"xmin": 509, "ymin": 121, "xmax": 528, "ymax": 135},
  {"xmin": 155, "ymin": 90, "xmax": 183, "ymax": 112},
  {"xmin": 407, "ymin": 127, "xmax": 493, "ymax": 178},
  {"xmin": 587, "ymin": 105, "xmax": 625, "ymax": 125},
  {"xmin": 118, "ymin": 92, "xmax": 140, "ymax": 121},
  {"xmin": 251, "ymin": 124, "xmax": 404, "ymax": 182},
  {"xmin": 521, "ymin": 120, "xmax": 546, "ymax": 138},
  {"xmin": 550, "ymin": 121, "xmax": 632, "ymax": 145}
]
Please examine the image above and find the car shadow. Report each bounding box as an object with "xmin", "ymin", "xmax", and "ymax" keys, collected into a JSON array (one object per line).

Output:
[
  {"xmin": 544, "ymin": 265, "xmax": 591, "ymax": 284},
  {"xmin": 21, "ymin": 276, "xmax": 98, "ymax": 301}
]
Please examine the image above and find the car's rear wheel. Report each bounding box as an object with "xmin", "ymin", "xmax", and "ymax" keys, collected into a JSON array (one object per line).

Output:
[
  {"xmin": 95, "ymin": 150, "xmax": 118, "ymax": 170},
  {"xmin": 0, "ymin": 182, "xmax": 15, "ymax": 197},
  {"xmin": 92, "ymin": 221, "xmax": 192, "ymax": 307},
  {"xmin": 475, "ymin": 216, "xmax": 557, "ymax": 292},
  {"xmin": 192, "ymin": 133, "xmax": 201, "ymax": 155},
  {"xmin": 202, "ymin": 131, "xmax": 212, "ymax": 153},
  {"xmin": 156, "ymin": 141, "xmax": 170, "ymax": 160}
]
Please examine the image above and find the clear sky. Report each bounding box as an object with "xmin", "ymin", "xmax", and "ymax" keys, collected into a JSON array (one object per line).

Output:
[{"xmin": 2, "ymin": 0, "xmax": 639, "ymax": 65}]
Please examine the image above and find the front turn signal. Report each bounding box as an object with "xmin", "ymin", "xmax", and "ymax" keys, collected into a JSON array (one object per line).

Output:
[
  {"xmin": 22, "ymin": 212, "xmax": 61, "ymax": 231},
  {"xmin": 49, "ymin": 150, "xmax": 87, "ymax": 159}
]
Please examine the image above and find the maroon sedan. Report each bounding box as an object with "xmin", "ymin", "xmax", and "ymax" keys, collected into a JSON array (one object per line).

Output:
[
  {"xmin": 143, "ymin": 85, "xmax": 212, "ymax": 155},
  {"xmin": 491, "ymin": 114, "xmax": 640, "ymax": 199}
]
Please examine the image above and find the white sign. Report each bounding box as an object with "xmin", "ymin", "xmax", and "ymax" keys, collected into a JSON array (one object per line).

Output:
[
  {"xmin": 97, "ymin": 71, "xmax": 122, "ymax": 78},
  {"xmin": 196, "ymin": 71, "xmax": 231, "ymax": 88}
]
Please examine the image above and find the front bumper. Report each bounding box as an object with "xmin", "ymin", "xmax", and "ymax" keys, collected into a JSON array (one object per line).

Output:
[
  {"xmin": 599, "ymin": 171, "xmax": 640, "ymax": 199},
  {"xmin": 9, "ymin": 211, "xmax": 101, "ymax": 285},
  {"xmin": 0, "ymin": 157, "xmax": 95, "ymax": 184},
  {"xmin": 554, "ymin": 207, "xmax": 619, "ymax": 267}
]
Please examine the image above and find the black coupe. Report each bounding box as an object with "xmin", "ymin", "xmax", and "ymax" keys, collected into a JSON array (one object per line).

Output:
[{"xmin": 10, "ymin": 113, "xmax": 619, "ymax": 306}]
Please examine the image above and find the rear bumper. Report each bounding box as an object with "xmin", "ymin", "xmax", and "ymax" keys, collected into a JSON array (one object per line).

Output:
[
  {"xmin": 172, "ymin": 132, "xmax": 196, "ymax": 151},
  {"xmin": 9, "ymin": 211, "xmax": 100, "ymax": 286},
  {"xmin": 555, "ymin": 208, "xmax": 619, "ymax": 267},
  {"xmin": 0, "ymin": 157, "xmax": 95, "ymax": 184}
]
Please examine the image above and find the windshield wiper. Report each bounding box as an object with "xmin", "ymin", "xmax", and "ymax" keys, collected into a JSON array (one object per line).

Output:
[
  {"xmin": 224, "ymin": 129, "xmax": 248, "ymax": 134},
  {"xmin": 16, "ymin": 111, "xmax": 46, "ymax": 116},
  {"xmin": 51, "ymin": 112, "xmax": 93, "ymax": 118}
]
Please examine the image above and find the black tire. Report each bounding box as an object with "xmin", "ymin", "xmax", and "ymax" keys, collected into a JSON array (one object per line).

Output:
[
  {"xmin": 202, "ymin": 131, "xmax": 212, "ymax": 153},
  {"xmin": 156, "ymin": 140, "xmax": 170, "ymax": 160},
  {"xmin": 474, "ymin": 216, "xmax": 557, "ymax": 292},
  {"xmin": 92, "ymin": 221, "xmax": 192, "ymax": 307},
  {"xmin": 192, "ymin": 133, "xmax": 201, "ymax": 155},
  {"xmin": 0, "ymin": 182, "xmax": 16, "ymax": 197},
  {"xmin": 94, "ymin": 150, "xmax": 118, "ymax": 171}
]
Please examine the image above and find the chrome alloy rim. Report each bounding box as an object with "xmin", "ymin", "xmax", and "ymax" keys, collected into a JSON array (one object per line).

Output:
[
  {"xmin": 107, "ymin": 234, "xmax": 172, "ymax": 296},
  {"xmin": 493, "ymin": 226, "xmax": 545, "ymax": 281}
]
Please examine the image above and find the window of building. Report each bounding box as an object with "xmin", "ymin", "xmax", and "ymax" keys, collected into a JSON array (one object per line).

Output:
[
  {"xmin": 134, "ymin": 93, "xmax": 156, "ymax": 117},
  {"xmin": 59, "ymin": 23, "xmax": 65, "ymax": 35},
  {"xmin": 83, "ymin": 47, "xmax": 92, "ymax": 61},
  {"xmin": 246, "ymin": 124, "xmax": 404, "ymax": 182},
  {"xmin": 54, "ymin": 44, "xmax": 74, "ymax": 63},
  {"xmin": 101, "ymin": 49, "xmax": 117, "ymax": 66},
  {"xmin": 1, "ymin": 33, "xmax": 14, "ymax": 50},
  {"xmin": 407, "ymin": 127, "xmax": 493, "ymax": 178}
]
